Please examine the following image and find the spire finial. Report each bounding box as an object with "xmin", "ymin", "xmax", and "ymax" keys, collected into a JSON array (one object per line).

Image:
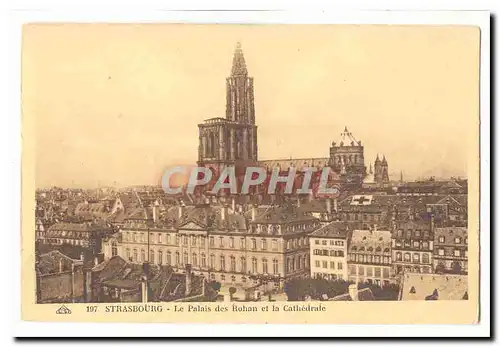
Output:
[{"xmin": 231, "ymin": 41, "xmax": 247, "ymax": 76}]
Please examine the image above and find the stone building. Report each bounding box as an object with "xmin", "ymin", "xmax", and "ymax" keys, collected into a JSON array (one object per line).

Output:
[
  {"xmin": 433, "ymin": 226, "xmax": 468, "ymax": 274},
  {"xmin": 347, "ymin": 228, "xmax": 393, "ymax": 287},
  {"xmin": 391, "ymin": 217, "xmax": 434, "ymax": 276},
  {"xmin": 309, "ymin": 221, "xmax": 361, "ymax": 281},
  {"xmin": 102, "ymin": 201, "xmax": 321, "ymax": 290}
]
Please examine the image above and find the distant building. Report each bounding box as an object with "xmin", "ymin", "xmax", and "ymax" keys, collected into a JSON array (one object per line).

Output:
[
  {"xmin": 399, "ymin": 273, "xmax": 468, "ymax": 300},
  {"xmin": 309, "ymin": 221, "xmax": 361, "ymax": 281},
  {"xmin": 433, "ymin": 227, "xmax": 468, "ymax": 274},
  {"xmin": 347, "ymin": 228, "xmax": 393, "ymax": 287}
]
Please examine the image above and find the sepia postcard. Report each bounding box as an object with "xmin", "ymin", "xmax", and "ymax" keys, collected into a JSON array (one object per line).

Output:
[{"xmin": 19, "ymin": 17, "xmax": 486, "ymax": 330}]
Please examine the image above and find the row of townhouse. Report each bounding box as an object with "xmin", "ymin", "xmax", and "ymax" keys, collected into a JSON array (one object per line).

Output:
[{"xmin": 309, "ymin": 216, "xmax": 468, "ymax": 287}]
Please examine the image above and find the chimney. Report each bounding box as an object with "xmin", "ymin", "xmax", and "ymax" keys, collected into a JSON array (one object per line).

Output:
[
  {"xmin": 348, "ymin": 283, "xmax": 358, "ymax": 301},
  {"xmin": 141, "ymin": 276, "xmax": 148, "ymax": 303},
  {"xmin": 333, "ymin": 198, "xmax": 338, "ymax": 213},
  {"xmin": 185, "ymin": 264, "xmax": 192, "ymax": 296},
  {"xmin": 251, "ymin": 205, "xmax": 257, "ymax": 222},
  {"xmin": 326, "ymin": 198, "xmax": 332, "ymax": 214}
]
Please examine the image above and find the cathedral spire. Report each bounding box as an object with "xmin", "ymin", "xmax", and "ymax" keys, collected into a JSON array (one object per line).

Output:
[
  {"xmin": 375, "ymin": 154, "xmax": 380, "ymax": 163},
  {"xmin": 231, "ymin": 42, "xmax": 248, "ymax": 76}
]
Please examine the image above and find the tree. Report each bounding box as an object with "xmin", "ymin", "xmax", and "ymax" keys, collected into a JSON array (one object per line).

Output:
[
  {"xmin": 451, "ymin": 261, "xmax": 462, "ymax": 274},
  {"xmin": 229, "ymin": 286, "xmax": 237, "ymax": 300},
  {"xmin": 210, "ymin": 281, "xmax": 221, "ymax": 292}
]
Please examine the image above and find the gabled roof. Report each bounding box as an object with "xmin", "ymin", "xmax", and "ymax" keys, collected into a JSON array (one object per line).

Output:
[{"xmin": 310, "ymin": 221, "xmax": 361, "ymax": 239}]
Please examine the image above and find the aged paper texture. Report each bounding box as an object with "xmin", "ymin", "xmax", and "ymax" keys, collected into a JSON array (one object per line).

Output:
[{"xmin": 21, "ymin": 23, "xmax": 480, "ymax": 324}]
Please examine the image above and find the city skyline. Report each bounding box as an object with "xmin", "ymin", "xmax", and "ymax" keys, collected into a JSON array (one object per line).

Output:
[{"xmin": 23, "ymin": 24, "xmax": 479, "ymax": 188}]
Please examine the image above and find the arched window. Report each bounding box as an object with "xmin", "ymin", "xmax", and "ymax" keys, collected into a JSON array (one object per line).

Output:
[
  {"xmin": 404, "ymin": 252, "xmax": 411, "ymax": 261},
  {"xmin": 192, "ymin": 253, "xmax": 198, "ymax": 267},
  {"xmin": 273, "ymin": 259, "xmax": 279, "ymax": 274},
  {"xmin": 126, "ymin": 248, "xmax": 131, "ymax": 261},
  {"xmin": 210, "ymin": 254, "xmax": 215, "ymax": 269},
  {"xmin": 149, "ymin": 249, "xmax": 155, "ymax": 264},
  {"xmin": 158, "ymin": 250, "xmax": 163, "ymax": 265},
  {"xmin": 166, "ymin": 251, "xmax": 171, "ymax": 265},
  {"xmin": 183, "ymin": 252, "xmax": 189, "ymax": 265},
  {"xmin": 175, "ymin": 251, "xmax": 180, "ymax": 265},
  {"xmin": 413, "ymin": 253, "xmax": 420, "ymax": 263},
  {"xmin": 201, "ymin": 253, "xmax": 206, "ymax": 267},
  {"xmin": 230, "ymin": 256, "xmax": 236, "ymax": 271},
  {"xmin": 220, "ymin": 255, "xmax": 226, "ymax": 271},
  {"xmin": 240, "ymin": 257, "xmax": 246, "ymax": 273},
  {"xmin": 140, "ymin": 249, "xmax": 145, "ymax": 262},
  {"xmin": 262, "ymin": 258, "xmax": 268, "ymax": 274},
  {"xmin": 251, "ymin": 257, "xmax": 257, "ymax": 273}
]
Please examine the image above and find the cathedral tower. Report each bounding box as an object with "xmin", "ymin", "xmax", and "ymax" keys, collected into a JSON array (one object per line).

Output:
[{"xmin": 197, "ymin": 43, "xmax": 258, "ymax": 175}]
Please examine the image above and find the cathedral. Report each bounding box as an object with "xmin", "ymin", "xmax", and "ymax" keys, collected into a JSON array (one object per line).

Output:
[{"xmin": 197, "ymin": 43, "xmax": 391, "ymax": 195}]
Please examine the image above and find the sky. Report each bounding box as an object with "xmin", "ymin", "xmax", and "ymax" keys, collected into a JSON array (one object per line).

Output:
[{"xmin": 22, "ymin": 24, "xmax": 480, "ymax": 188}]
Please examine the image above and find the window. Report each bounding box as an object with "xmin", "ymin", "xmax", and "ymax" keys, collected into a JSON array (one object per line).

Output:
[
  {"xmin": 150, "ymin": 250, "xmax": 154, "ymax": 263},
  {"xmin": 438, "ymin": 249, "xmax": 445, "ymax": 256},
  {"xmin": 337, "ymin": 262, "xmax": 343, "ymax": 270},
  {"xmin": 422, "ymin": 241, "xmax": 428, "ymax": 249},
  {"xmin": 183, "ymin": 252, "xmax": 188, "ymax": 265},
  {"xmin": 220, "ymin": 255, "xmax": 226, "ymax": 271},
  {"xmin": 322, "ymin": 240, "xmax": 327, "ymax": 246},
  {"xmin": 175, "ymin": 235, "xmax": 180, "ymax": 245},
  {"xmin": 330, "ymin": 261, "xmax": 335, "ymax": 269},
  {"xmin": 240, "ymin": 257, "xmax": 246, "ymax": 273},
  {"xmin": 439, "ymin": 236, "xmax": 445, "ymax": 243},
  {"xmin": 219, "ymin": 237, "xmax": 224, "ymax": 248},
  {"xmin": 229, "ymin": 237, "xmax": 234, "ymax": 248},
  {"xmin": 358, "ymin": 266, "xmax": 365, "ymax": 276},
  {"xmin": 201, "ymin": 237, "xmax": 205, "ymax": 247},
  {"xmin": 141, "ymin": 233, "xmax": 145, "ymax": 243},
  {"xmin": 175, "ymin": 251, "xmax": 180, "ymax": 265},
  {"xmin": 374, "ymin": 267, "xmax": 381, "ymax": 277},
  {"xmin": 111, "ymin": 241, "xmax": 118, "ymax": 257},
  {"xmin": 455, "ymin": 237, "xmax": 462, "ymax": 244},
  {"xmin": 262, "ymin": 258, "xmax": 268, "ymax": 273},
  {"xmin": 315, "ymin": 240, "xmax": 320, "ymax": 245},
  {"xmin": 422, "ymin": 253, "xmax": 430, "ymax": 264},
  {"xmin": 210, "ymin": 254, "xmax": 215, "ymax": 269},
  {"xmin": 367, "ymin": 267, "xmax": 373, "ymax": 277},
  {"xmin": 240, "ymin": 238, "xmax": 245, "ymax": 249},
  {"xmin": 158, "ymin": 250, "xmax": 163, "ymax": 265},
  {"xmin": 140, "ymin": 249, "xmax": 146, "ymax": 262},
  {"xmin": 252, "ymin": 257, "xmax": 257, "ymax": 273},
  {"xmin": 262, "ymin": 239, "xmax": 267, "ymax": 250},
  {"xmin": 192, "ymin": 236, "xmax": 196, "ymax": 246},
  {"xmin": 157, "ymin": 233, "xmax": 162, "ymax": 244},
  {"xmin": 465, "ymin": 237, "xmax": 468, "ymax": 245},
  {"xmin": 413, "ymin": 241, "xmax": 420, "ymax": 248},
  {"xmin": 404, "ymin": 253, "xmax": 411, "ymax": 261},
  {"xmin": 396, "ymin": 252, "xmax": 402, "ymax": 261},
  {"xmin": 166, "ymin": 251, "xmax": 171, "ymax": 265},
  {"xmin": 183, "ymin": 235, "xmax": 188, "ymax": 245},
  {"xmin": 273, "ymin": 259, "xmax": 279, "ymax": 274},
  {"xmin": 221, "ymin": 274, "xmax": 225, "ymax": 281},
  {"xmin": 315, "ymin": 260, "xmax": 320, "ymax": 267},
  {"xmin": 230, "ymin": 256, "xmax": 236, "ymax": 271},
  {"xmin": 374, "ymin": 255, "xmax": 380, "ymax": 263},
  {"xmin": 201, "ymin": 253, "xmax": 206, "ymax": 267},
  {"xmin": 166, "ymin": 234, "xmax": 171, "ymax": 245},
  {"xmin": 454, "ymin": 249, "xmax": 461, "ymax": 257},
  {"xmin": 209, "ymin": 236, "xmax": 214, "ymax": 247},
  {"xmin": 272, "ymin": 239, "xmax": 278, "ymax": 251},
  {"xmin": 251, "ymin": 238, "xmax": 257, "ymax": 250},
  {"xmin": 126, "ymin": 248, "xmax": 131, "ymax": 260},
  {"xmin": 413, "ymin": 253, "xmax": 420, "ymax": 263},
  {"xmin": 322, "ymin": 261, "xmax": 328, "ymax": 269},
  {"xmin": 192, "ymin": 253, "xmax": 198, "ymax": 267}
]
